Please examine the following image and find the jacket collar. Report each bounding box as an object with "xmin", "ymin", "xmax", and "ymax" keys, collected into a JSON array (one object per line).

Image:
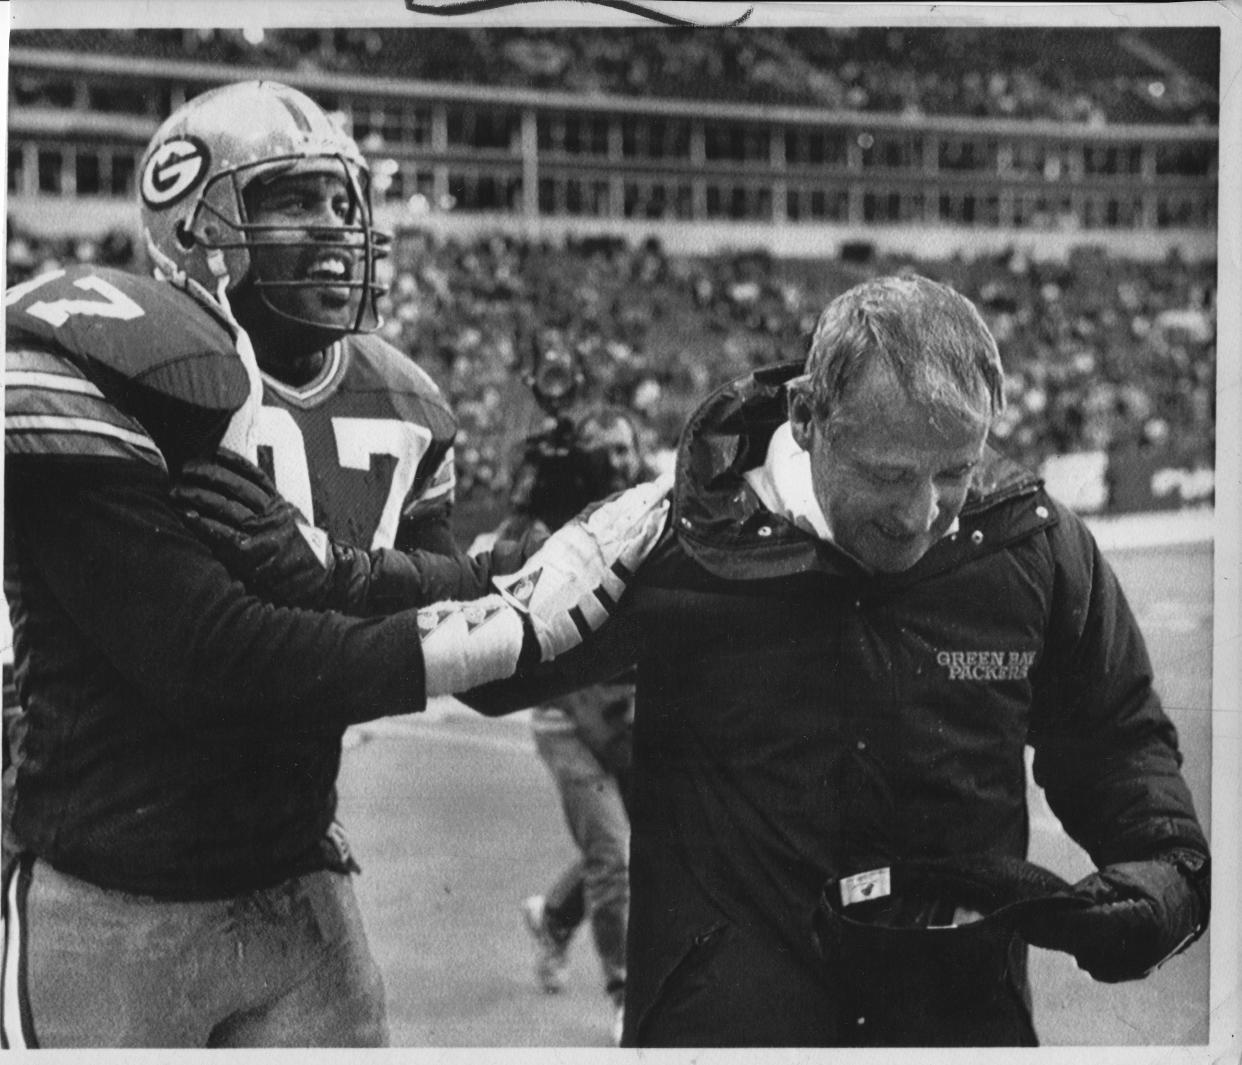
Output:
[
  {"xmin": 741, "ymin": 421, "xmax": 834, "ymax": 541},
  {"xmin": 671, "ymin": 362, "xmax": 1055, "ymax": 584}
]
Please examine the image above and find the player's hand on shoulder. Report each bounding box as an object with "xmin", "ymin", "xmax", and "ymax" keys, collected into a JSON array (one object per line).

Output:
[
  {"xmin": 172, "ymin": 449, "xmax": 350, "ymax": 609},
  {"xmin": 494, "ymin": 472, "xmax": 673, "ymax": 661}
]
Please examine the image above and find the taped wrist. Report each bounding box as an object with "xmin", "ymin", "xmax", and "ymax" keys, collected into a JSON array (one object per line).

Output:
[{"xmin": 418, "ymin": 594, "xmax": 526, "ymax": 696}]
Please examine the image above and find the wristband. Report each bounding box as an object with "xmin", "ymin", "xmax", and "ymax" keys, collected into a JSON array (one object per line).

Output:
[{"xmin": 419, "ymin": 594, "xmax": 526, "ymax": 696}]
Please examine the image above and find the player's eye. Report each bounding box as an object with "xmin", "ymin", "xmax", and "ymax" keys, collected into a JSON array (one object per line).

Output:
[{"xmin": 264, "ymin": 190, "xmax": 314, "ymax": 215}]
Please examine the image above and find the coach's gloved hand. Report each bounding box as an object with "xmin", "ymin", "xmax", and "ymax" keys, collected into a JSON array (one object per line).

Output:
[
  {"xmin": 494, "ymin": 472, "xmax": 673, "ymax": 660},
  {"xmin": 173, "ymin": 449, "xmax": 371, "ymax": 610},
  {"xmin": 1019, "ymin": 849, "xmax": 1209, "ymax": 983}
]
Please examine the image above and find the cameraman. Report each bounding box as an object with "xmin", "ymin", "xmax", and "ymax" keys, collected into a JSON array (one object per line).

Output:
[{"xmin": 499, "ymin": 406, "xmax": 652, "ymax": 1044}]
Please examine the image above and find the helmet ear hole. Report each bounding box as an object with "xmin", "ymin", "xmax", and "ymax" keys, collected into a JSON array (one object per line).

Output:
[{"xmin": 174, "ymin": 220, "xmax": 197, "ymax": 251}]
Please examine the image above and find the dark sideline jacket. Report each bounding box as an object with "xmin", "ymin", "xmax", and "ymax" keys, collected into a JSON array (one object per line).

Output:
[{"xmin": 464, "ymin": 362, "xmax": 1208, "ymax": 1045}]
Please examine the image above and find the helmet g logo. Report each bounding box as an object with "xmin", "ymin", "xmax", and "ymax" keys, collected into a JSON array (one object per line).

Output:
[{"xmin": 141, "ymin": 138, "xmax": 210, "ymax": 209}]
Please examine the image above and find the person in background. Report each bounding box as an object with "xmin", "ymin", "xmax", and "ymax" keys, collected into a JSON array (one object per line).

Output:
[{"xmin": 497, "ymin": 407, "xmax": 652, "ymax": 1044}]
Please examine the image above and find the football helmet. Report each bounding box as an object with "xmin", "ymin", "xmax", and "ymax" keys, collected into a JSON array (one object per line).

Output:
[{"xmin": 138, "ymin": 80, "xmax": 390, "ymax": 334}]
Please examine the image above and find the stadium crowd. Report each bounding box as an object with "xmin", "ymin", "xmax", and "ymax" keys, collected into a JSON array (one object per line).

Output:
[
  {"xmin": 5, "ymin": 220, "xmax": 1215, "ymax": 518},
  {"xmin": 12, "ymin": 26, "xmax": 1219, "ymax": 127},
  {"xmin": 372, "ymin": 231, "xmax": 1217, "ymax": 511}
]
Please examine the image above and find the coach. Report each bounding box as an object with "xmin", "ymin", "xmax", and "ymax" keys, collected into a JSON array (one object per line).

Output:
[{"xmin": 465, "ymin": 274, "xmax": 1210, "ymax": 1046}]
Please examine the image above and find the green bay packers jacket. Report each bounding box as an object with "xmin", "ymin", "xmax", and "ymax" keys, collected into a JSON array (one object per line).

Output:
[{"xmin": 466, "ymin": 362, "xmax": 1209, "ymax": 1044}]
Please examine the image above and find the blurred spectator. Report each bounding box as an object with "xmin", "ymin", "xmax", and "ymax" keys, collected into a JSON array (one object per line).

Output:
[
  {"xmin": 5, "ymin": 220, "xmax": 137, "ymax": 285},
  {"xmin": 364, "ymin": 232, "xmax": 1214, "ymax": 522}
]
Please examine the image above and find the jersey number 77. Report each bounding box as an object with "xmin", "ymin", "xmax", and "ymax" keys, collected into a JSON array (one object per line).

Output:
[{"xmin": 254, "ymin": 407, "xmax": 433, "ymax": 551}]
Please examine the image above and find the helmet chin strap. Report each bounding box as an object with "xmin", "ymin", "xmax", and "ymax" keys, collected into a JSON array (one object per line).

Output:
[
  {"xmin": 143, "ymin": 229, "xmax": 262, "ymax": 462},
  {"xmin": 216, "ymin": 277, "xmax": 263, "ymax": 463},
  {"xmin": 144, "ymin": 229, "xmax": 223, "ymax": 315}
]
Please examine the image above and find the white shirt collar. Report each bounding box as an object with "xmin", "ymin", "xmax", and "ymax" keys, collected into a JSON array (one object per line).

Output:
[{"xmin": 742, "ymin": 421, "xmax": 833, "ymax": 540}]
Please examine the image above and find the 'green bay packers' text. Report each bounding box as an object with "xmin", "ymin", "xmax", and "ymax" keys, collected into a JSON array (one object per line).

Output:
[{"xmin": 936, "ymin": 650, "xmax": 1037, "ymax": 681}]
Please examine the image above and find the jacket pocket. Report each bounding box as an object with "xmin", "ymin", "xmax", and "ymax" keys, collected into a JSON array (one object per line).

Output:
[{"xmin": 630, "ymin": 920, "xmax": 729, "ymax": 1046}]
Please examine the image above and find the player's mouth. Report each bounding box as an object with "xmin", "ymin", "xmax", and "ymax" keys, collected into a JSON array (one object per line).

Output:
[{"xmin": 304, "ymin": 254, "xmax": 356, "ymax": 303}]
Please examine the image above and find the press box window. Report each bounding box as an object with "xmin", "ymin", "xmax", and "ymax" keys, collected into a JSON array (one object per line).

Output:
[
  {"xmin": 87, "ymin": 81, "xmax": 152, "ymax": 115},
  {"xmin": 621, "ymin": 118, "xmax": 690, "ymax": 160},
  {"xmin": 110, "ymin": 153, "xmax": 136, "ymax": 197},
  {"xmin": 623, "ymin": 181, "xmax": 692, "ymax": 219},
  {"xmin": 865, "ymin": 189, "xmax": 926, "ymax": 223},
  {"xmin": 1155, "ymin": 143, "xmax": 1216, "ymax": 177},
  {"xmin": 705, "ymin": 184, "xmax": 772, "ymax": 220},
  {"xmin": 75, "ymin": 152, "xmax": 102, "ymax": 195},
  {"xmin": 938, "ymin": 138, "xmax": 998, "ymax": 172},
  {"xmin": 447, "ymin": 109, "xmax": 519, "ymax": 152},
  {"xmin": 786, "ymin": 187, "xmax": 849, "ymax": 221},
  {"xmin": 704, "ymin": 124, "xmax": 771, "ymax": 163},
  {"xmin": 8, "ymin": 149, "xmax": 24, "ymax": 194},
  {"xmin": 447, "ymin": 170, "xmax": 522, "ymax": 210},
  {"xmin": 786, "ymin": 129, "xmax": 847, "ymax": 167},
  {"xmin": 861, "ymin": 135, "xmax": 923, "ymax": 170},
  {"xmin": 539, "ymin": 113, "xmax": 611, "ymax": 156},
  {"xmin": 37, "ymin": 148, "xmax": 64, "ymax": 195}
]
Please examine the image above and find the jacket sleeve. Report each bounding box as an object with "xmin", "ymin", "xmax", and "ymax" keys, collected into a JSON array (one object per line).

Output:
[
  {"xmin": 458, "ymin": 578, "xmax": 647, "ymax": 718},
  {"xmin": 339, "ymin": 522, "xmax": 545, "ymax": 617},
  {"xmin": 1028, "ymin": 505, "xmax": 1209, "ymax": 865},
  {"xmin": 8, "ymin": 463, "xmax": 428, "ymax": 736}
]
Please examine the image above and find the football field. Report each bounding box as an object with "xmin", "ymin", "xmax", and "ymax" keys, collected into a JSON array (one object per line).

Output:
[{"xmin": 335, "ymin": 533, "xmax": 1216, "ymax": 1048}]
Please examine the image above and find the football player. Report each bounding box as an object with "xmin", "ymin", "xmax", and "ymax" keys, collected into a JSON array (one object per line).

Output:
[
  {"xmin": 140, "ymin": 79, "xmax": 458, "ymax": 560},
  {"xmin": 1, "ymin": 80, "xmax": 669, "ymax": 1048}
]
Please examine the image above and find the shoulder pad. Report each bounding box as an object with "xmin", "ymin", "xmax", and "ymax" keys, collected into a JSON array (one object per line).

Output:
[
  {"xmin": 6, "ymin": 344, "xmax": 167, "ymax": 473},
  {"xmin": 5, "ymin": 265, "xmax": 248, "ymax": 418},
  {"xmin": 348, "ymin": 333, "xmax": 450, "ymax": 408}
]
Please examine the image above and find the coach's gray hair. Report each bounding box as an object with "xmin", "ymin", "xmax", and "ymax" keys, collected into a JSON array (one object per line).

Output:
[{"xmin": 791, "ymin": 275, "xmax": 1005, "ymax": 437}]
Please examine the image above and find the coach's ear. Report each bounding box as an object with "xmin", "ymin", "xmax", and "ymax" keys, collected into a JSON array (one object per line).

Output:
[{"xmin": 787, "ymin": 377, "xmax": 816, "ymax": 453}]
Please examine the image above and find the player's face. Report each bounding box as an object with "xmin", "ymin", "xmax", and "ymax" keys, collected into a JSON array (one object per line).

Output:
[
  {"xmin": 579, "ymin": 421, "xmax": 643, "ymax": 493},
  {"xmin": 242, "ymin": 168, "xmax": 366, "ymax": 333},
  {"xmin": 796, "ymin": 360, "xmax": 989, "ymax": 574}
]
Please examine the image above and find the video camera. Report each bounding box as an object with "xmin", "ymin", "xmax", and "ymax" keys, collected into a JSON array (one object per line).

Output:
[{"xmin": 510, "ymin": 344, "xmax": 613, "ymax": 531}]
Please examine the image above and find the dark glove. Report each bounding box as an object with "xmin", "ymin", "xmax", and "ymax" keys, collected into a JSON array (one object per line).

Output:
[
  {"xmin": 172, "ymin": 449, "xmax": 372, "ymax": 610},
  {"xmin": 1018, "ymin": 849, "xmax": 1209, "ymax": 983}
]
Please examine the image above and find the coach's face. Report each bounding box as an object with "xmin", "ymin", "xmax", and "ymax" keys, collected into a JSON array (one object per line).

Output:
[{"xmin": 790, "ymin": 359, "xmax": 989, "ymax": 573}]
